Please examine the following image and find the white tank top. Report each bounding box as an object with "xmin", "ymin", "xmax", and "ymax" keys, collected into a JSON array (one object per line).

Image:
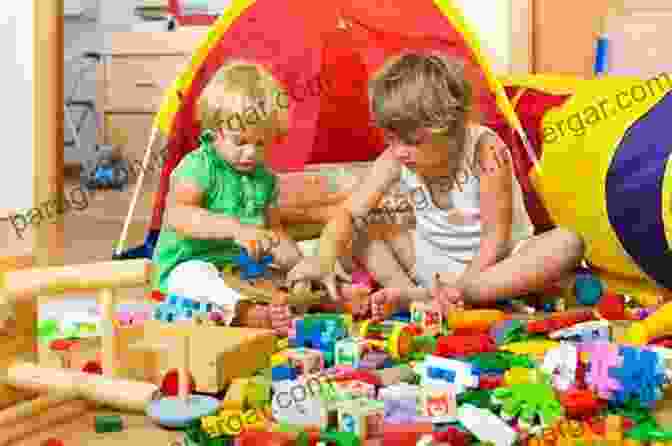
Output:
[{"xmin": 399, "ymin": 124, "xmax": 533, "ymax": 283}]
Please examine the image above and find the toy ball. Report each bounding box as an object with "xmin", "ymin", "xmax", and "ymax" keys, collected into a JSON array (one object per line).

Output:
[{"xmin": 574, "ymin": 273, "xmax": 603, "ymax": 306}]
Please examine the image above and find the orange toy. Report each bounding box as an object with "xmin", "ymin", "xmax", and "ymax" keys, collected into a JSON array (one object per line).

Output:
[{"xmin": 446, "ymin": 310, "xmax": 507, "ymax": 331}]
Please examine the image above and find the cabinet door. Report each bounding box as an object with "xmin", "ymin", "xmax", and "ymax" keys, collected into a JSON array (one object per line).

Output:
[{"xmin": 533, "ymin": 0, "xmax": 610, "ymax": 77}]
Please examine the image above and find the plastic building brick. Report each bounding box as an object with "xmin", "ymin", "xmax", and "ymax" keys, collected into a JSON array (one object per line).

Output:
[
  {"xmin": 491, "ymin": 380, "xmax": 564, "ymax": 432},
  {"xmin": 318, "ymin": 431, "xmax": 361, "ymax": 446},
  {"xmin": 541, "ymin": 343, "xmax": 578, "ymax": 391},
  {"xmin": 580, "ymin": 342, "xmax": 623, "ymax": 399},
  {"xmin": 558, "ymin": 388, "xmax": 603, "ymax": 419},
  {"xmin": 527, "ymin": 310, "xmax": 595, "ymax": 334},
  {"xmin": 272, "ymin": 365, "xmax": 297, "ymax": 381},
  {"xmin": 549, "ymin": 320, "xmax": 611, "ymax": 343},
  {"xmin": 418, "ymin": 355, "xmax": 479, "ymax": 395},
  {"xmin": 234, "ymin": 248, "xmax": 273, "ymax": 280},
  {"xmin": 457, "ymin": 404, "xmax": 518, "ymax": 446},
  {"xmin": 94, "ymin": 414, "xmax": 123, "ymax": 433},
  {"xmin": 431, "ymin": 426, "xmax": 470, "ymax": 446},
  {"xmin": 435, "ymin": 333, "xmax": 496, "ymax": 358},
  {"xmin": 379, "ymin": 383, "xmax": 422, "ymax": 424},
  {"xmin": 490, "ymin": 319, "xmax": 526, "ymax": 345},
  {"xmin": 608, "ymin": 345, "xmax": 665, "ymax": 407},
  {"xmin": 478, "ymin": 374, "xmax": 504, "ymax": 390},
  {"xmin": 595, "ymin": 292, "xmax": 627, "ymax": 320}
]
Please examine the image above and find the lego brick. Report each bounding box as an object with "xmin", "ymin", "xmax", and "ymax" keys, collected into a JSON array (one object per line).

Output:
[
  {"xmin": 272, "ymin": 365, "xmax": 297, "ymax": 381},
  {"xmin": 94, "ymin": 414, "xmax": 123, "ymax": 433}
]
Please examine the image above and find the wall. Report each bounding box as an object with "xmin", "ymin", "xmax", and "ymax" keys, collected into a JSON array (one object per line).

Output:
[
  {"xmin": 455, "ymin": 0, "xmax": 513, "ymax": 74},
  {"xmin": 0, "ymin": 4, "xmax": 33, "ymax": 223}
]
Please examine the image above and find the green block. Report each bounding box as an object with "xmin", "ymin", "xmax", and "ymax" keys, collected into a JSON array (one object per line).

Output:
[{"xmin": 95, "ymin": 415, "xmax": 123, "ymax": 433}]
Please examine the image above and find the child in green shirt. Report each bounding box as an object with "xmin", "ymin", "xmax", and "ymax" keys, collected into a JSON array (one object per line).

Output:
[{"xmin": 152, "ymin": 61, "xmax": 301, "ymax": 331}]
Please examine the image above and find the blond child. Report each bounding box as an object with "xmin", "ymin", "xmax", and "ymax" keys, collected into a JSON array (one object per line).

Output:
[
  {"xmin": 151, "ymin": 61, "xmax": 300, "ymax": 332},
  {"xmin": 288, "ymin": 52, "xmax": 585, "ymax": 321}
]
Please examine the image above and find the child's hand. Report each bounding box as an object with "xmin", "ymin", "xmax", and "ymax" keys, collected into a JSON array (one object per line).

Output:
[
  {"xmin": 432, "ymin": 285, "xmax": 465, "ymax": 318},
  {"xmin": 287, "ymin": 257, "xmax": 352, "ymax": 301},
  {"xmin": 268, "ymin": 303, "xmax": 293, "ymax": 337},
  {"xmin": 235, "ymin": 226, "xmax": 279, "ymax": 261},
  {"xmin": 370, "ymin": 288, "xmax": 402, "ymax": 322}
]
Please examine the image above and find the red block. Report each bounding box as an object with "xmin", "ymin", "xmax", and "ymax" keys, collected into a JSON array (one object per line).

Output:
[
  {"xmin": 436, "ymin": 334, "xmax": 496, "ymax": 358},
  {"xmin": 433, "ymin": 426, "xmax": 470, "ymax": 446},
  {"xmin": 383, "ymin": 423, "xmax": 433, "ymax": 446},
  {"xmin": 235, "ymin": 431, "xmax": 296, "ymax": 446}
]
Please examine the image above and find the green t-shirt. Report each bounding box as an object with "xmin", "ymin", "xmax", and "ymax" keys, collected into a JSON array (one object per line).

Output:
[{"xmin": 152, "ymin": 131, "xmax": 278, "ymax": 293}]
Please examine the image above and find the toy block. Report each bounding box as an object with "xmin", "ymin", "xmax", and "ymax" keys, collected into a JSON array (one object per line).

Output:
[
  {"xmin": 141, "ymin": 320, "xmax": 276, "ymax": 393},
  {"xmin": 222, "ymin": 378, "xmax": 249, "ymax": 411},
  {"xmin": 272, "ymin": 365, "xmax": 298, "ymax": 381},
  {"xmin": 359, "ymin": 351, "xmax": 390, "ymax": 370},
  {"xmin": 457, "ymin": 405, "xmax": 517, "ymax": 446},
  {"xmin": 421, "ymin": 383, "xmax": 456, "ymax": 423},
  {"xmin": 332, "ymin": 379, "xmax": 376, "ymax": 400},
  {"xmin": 335, "ymin": 338, "xmax": 368, "ymax": 368},
  {"xmin": 605, "ymin": 415, "xmax": 622, "ymax": 443},
  {"xmin": 382, "ymin": 423, "xmax": 433, "ymax": 446},
  {"xmin": 271, "ymin": 379, "xmax": 331, "ymax": 429},
  {"xmin": 373, "ymin": 364, "xmax": 415, "ymax": 386},
  {"xmin": 284, "ymin": 348, "xmax": 324, "ymax": 375},
  {"xmin": 410, "ymin": 301, "xmax": 443, "ymax": 336},
  {"xmin": 419, "ymin": 356, "xmax": 479, "ymax": 395},
  {"xmin": 337, "ymin": 398, "xmax": 385, "ymax": 439},
  {"xmin": 379, "ymin": 383, "xmax": 421, "ymax": 423},
  {"xmin": 95, "ymin": 414, "xmax": 123, "ymax": 433}
]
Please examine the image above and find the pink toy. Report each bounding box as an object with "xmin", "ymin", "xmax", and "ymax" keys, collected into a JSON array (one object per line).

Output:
[{"xmin": 580, "ymin": 342, "xmax": 623, "ymax": 399}]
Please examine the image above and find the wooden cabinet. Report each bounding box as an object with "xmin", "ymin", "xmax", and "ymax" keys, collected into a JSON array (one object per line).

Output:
[
  {"xmin": 97, "ymin": 30, "xmax": 208, "ymax": 182},
  {"xmin": 532, "ymin": 0, "xmax": 610, "ymax": 77}
]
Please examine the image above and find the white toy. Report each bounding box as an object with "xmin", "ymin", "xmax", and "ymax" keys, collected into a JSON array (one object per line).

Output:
[
  {"xmin": 416, "ymin": 355, "xmax": 479, "ymax": 395},
  {"xmin": 541, "ymin": 343, "xmax": 578, "ymax": 391},
  {"xmin": 549, "ymin": 320, "xmax": 610, "ymax": 343},
  {"xmin": 457, "ymin": 404, "xmax": 517, "ymax": 446}
]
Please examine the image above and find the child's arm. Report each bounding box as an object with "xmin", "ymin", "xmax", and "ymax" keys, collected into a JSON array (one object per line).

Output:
[
  {"xmin": 319, "ymin": 150, "xmax": 403, "ymax": 274},
  {"xmin": 458, "ymin": 132, "xmax": 514, "ymax": 289},
  {"xmin": 165, "ymin": 181, "xmax": 267, "ymax": 247},
  {"xmin": 266, "ymin": 204, "xmax": 303, "ymax": 271}
]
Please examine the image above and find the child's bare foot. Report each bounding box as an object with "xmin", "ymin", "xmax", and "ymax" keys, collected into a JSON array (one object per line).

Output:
[{"xmin": 370, "ymin": 288, "xmax": 402, "ymax": 322}]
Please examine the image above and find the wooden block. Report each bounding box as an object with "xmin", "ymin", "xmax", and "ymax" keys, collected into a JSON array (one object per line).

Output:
[
  {"xmin": 222, "ymin": 378, "xmax": 249, "ymax": 411},
  {"xmin": 337, "ymin": 399, "xmax": 385, "ymax": 440},
  {"xmin": 141, "ymin": 320, "xmax": 276, "ymax": 393}
]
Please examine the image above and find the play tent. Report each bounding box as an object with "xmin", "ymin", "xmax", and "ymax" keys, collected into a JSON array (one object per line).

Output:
[
  {"xmin": 114, "ymin": 0, "xmax": 536, "ymax": 258},
  {"xmin": 115, "ymin": 0, "xmax": 672, "ymax": 304}
]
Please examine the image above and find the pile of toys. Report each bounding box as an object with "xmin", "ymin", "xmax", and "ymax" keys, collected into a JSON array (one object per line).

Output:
[{"xmin": 174, "ymin": 289, "xmax": 672, "ymax": 446}]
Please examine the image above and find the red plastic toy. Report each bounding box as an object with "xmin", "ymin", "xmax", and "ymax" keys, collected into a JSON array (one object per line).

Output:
[
  {"xmin": 559, "ymin": 388, "xmax": 603, "ymax": 419},
  {"xmin": 160, "ymin": 369, "xmax": 196, "ymax": 396},
  {"xmin": 527, "ymin": 310, "xmax": 595, "ymax": 334},
  {"xmin": 595, "ymin": 293, "xmax": 627, "ymax": 320},
  {"xmin": 41, "ymin": 439, "xmax": 64, "ymax": 446},
  {"xmin": 435, "ymin": 334, "xmax": 496, "ymax": 358},
  {"xmin": 432, "ymin": 426, "xmax": 470, "ymax": 446},
  {"xmin": 478, "ymin": 374, "xmax": 505, "ymax": 390}
]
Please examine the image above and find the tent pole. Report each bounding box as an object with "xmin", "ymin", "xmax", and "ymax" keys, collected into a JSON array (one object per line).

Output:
[{"xmin": 115, "ymin": 126, "xmax": 159, "ymax": 257}]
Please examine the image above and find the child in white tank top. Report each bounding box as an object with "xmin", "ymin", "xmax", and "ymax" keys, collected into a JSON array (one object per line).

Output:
[{"xmin": 287, "ymin": 52, "xmax": 585, "ymax": 320}]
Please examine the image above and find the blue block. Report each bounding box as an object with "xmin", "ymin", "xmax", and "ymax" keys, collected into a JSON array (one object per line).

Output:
[
  {"xmin": 428, "ymin": 366, "xmax": 457, "ymax": 382},
  {"xmin": 294, "ymin": 320, "xmax": 305, "ymax": 347},
  {"xmin": 272, "ymin": 365, "xmax": 297, "ymax": 381}
]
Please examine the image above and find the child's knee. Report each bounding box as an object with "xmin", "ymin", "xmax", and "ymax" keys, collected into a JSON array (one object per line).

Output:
[{"xmin": 556, "ymin": 228, "xmax": 586, "ymax": 262}]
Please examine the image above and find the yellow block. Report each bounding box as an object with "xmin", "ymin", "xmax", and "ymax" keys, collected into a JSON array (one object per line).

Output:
[{"xmin": 501, "ymin": 340, "xmax": 560, "ymax": 357}]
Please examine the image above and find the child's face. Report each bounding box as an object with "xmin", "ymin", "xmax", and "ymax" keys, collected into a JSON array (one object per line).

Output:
[
  {"xmin": 213, "ymin": 128, "xmax": 264, "ymax": 173},
  {"xmin": 385, "ymin": 127, "xmax": 455, "ymax": 177}
]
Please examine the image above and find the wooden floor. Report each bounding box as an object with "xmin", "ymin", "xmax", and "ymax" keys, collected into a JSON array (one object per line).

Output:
[{"xmin": 56, "ymin": 176, "xmax": 159, "ymax": 301}]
